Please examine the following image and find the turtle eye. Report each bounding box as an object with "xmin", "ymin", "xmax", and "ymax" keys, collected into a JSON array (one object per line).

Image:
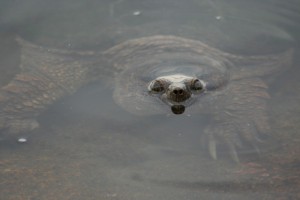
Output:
[
  {"xmin": 149, "ymin": 80, "xmax": 165, "ymax": 93},
  {"xmin": 190, "ymin": 79, "xmax": 204, "ymax": 92}
]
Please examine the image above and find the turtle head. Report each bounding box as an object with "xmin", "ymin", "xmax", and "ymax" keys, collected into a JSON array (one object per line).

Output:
[{"xmin": 148, "ymin": 74, "xmax": 206, "ymax": 114}]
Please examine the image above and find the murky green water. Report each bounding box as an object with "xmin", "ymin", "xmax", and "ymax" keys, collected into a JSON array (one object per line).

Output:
[{"xmin": 0, "ymin": 0, "xmax": 300, "ymax": 199}]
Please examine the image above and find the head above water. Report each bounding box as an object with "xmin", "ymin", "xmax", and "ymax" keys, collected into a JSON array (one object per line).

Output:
[{"xmin": 147, "ymin": 74, "xmax": 206, "ymax": 114}]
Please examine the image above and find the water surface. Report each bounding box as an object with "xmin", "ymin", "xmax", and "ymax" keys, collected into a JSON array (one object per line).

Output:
[{"xmin": 1, "ymin": 0, "xmax": 300, "ymax": 199}]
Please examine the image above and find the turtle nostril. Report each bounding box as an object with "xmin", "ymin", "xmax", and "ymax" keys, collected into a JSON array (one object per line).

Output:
[{"xmin": 173, "ymin": 88, "xmax": 183, "ymax": 95}]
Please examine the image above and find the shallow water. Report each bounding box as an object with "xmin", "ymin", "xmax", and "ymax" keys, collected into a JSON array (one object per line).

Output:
[{"xmin": 1, "ymin": 0, "xmax": 300, "ymax": 200}]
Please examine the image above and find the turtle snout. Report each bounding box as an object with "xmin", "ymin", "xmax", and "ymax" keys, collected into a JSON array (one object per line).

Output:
[{"xmin": 167, "ymin": 84, "xmax": 191, "ymax": 103}]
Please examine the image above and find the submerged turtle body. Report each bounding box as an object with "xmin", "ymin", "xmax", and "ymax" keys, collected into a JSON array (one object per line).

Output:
[
  {"xmin": 0, "ymin": 35, "xmax": 293, "ymax": 161},
  {"xmin": 105, "ymin": 36, "xmax": 293, "ymax": 161}
]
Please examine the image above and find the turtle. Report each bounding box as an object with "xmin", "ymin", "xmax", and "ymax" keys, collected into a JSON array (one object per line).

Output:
[{"xmin": 0, "ymin": 35, "xmax": 293, "ymax": 162}]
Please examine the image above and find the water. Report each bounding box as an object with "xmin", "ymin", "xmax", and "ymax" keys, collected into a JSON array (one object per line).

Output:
[{"xmin": 0, "ymin": 0, "xmax": 300, "ymax": 199}]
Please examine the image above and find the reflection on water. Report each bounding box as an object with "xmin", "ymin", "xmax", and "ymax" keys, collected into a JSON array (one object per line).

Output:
[{"xmin": 0, "ymin": 0, "xmax": 300, "ymax": 199}]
